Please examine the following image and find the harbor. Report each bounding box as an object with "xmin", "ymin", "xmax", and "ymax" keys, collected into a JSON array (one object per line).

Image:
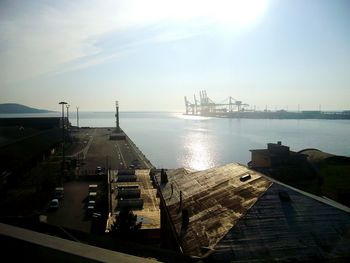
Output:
[
  {"xmin": 184, "ymin": 90, "xmax": 350, "ymax": 119},
  {"xmin": 0, "ymin": 101, "xmax": 350, "ymax": 262},
  {"xmin": 2, "ymin": 0, "xmax": 350, "ymax": 261}
]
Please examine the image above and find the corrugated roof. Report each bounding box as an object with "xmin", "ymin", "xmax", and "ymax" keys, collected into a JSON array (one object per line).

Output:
[
  {"xmin": 158, "ymin": 163, "xmax": 272, "ymax": 257},
  {"xmin": 211, "ymin": 183, "xmax": 350, "ymax": 262}
]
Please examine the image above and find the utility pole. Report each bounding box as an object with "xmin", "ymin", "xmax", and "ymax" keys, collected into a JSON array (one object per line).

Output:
[
  {"xmin": 115, "ymin": 101, "xmax": 120, "ymax": 133},
  {"xmin": 66, "ymin": 104, "xmax": 70, "ymax": 129},
  {"xmin": 59, "ymin": 101, "xmax": 67, "ymax": 183},
  {"xmin": 76, "ymin": 106, "xmax": 79, "ymax": 129}
]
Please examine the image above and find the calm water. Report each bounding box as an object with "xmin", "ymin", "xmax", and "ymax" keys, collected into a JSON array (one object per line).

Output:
[{"xmin": 1, "ymin": 112, "xmax": 350, "ymax": 170}]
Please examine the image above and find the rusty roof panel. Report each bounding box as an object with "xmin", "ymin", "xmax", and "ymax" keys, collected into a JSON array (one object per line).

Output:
[{"xmin": 160, "ymin": 163, "xmax": 272, "ymax": 257}]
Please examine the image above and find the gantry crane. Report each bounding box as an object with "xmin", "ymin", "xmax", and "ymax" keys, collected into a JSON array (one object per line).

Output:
[{"xmin": 184, "ymin": 91, "xmax": 249, "ymax": 115}]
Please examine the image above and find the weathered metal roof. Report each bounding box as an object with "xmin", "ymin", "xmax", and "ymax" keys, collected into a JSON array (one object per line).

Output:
[
  {"xmin": 158, "ymin": 163, "xmax": 272, "ymax": 257},
  {"xmin": 211, "ymin": 183, "xmax": 350, "ymax": 262}
]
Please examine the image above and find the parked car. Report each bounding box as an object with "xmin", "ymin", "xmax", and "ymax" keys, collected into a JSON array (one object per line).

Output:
[
  {"xmin": 53, "ymin": 187, "xmax": 64, "ymax": 200},
  {"xmin": 89, "ymin": 191, "xmax": 97, "ymax": 201},
  {"xmin": 87, "ymin": 205, "xmax": 95, "ymax": 216},
  {"xmin": 49, "ymin": 199, "xmax": 59, "ymax": 210}
]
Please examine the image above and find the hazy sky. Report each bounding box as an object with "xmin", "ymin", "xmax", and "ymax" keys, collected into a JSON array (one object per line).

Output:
[{"xmin": 1, "ymin": 0, "xmax": 349, "ymax": 111}]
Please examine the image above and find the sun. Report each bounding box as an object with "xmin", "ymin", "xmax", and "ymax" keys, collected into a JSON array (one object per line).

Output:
[
  {"xmin": 124, "ymin": 0, "xmax": 269, "ymax": 30},
  {"xmin": 159, "ymin": 0, "xmax": 269, "ymax": 28},
  {"xmin": 208, "ymin": 0, "xmax": 269, "ymax": 27}
]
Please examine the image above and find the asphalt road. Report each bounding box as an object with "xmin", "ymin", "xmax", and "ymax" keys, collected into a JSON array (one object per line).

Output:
[
  {"xmin": 78, "ymin": 128, "xmax": 152, "ymax": 174},
  {"xmin": 46, "ymin": 181, "xmax": 92, "ymax": 233}
]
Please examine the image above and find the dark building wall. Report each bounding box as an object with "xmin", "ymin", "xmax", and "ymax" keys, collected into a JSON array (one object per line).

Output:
[
  {"xmin": 0, "ymin": 117, "xmax": 62, "ymax": 130},
  {"xmin": 267, "ymin": 143, "xmax": 290, "ymax": 156},
  {"xmin": 0, "ymin": 128, "xmax": 62, "ymax": 173},
  {"xmin": 250, "ymin": 151, "xmax": 271, "ymax": 168}
]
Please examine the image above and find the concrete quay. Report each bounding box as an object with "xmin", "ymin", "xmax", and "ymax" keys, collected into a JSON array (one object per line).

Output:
[
  {"xmin": 72, "ymin": 127, "xmax": 153, "ymax": 175},
  {"xmin": 46, "ymin": 127, "xmax": 155, "ymax": 234}
]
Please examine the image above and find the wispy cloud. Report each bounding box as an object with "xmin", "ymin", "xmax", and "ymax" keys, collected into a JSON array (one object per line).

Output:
[{"xmin": 0, "ymin": 0, "xmax": 267, "ymax": 84}]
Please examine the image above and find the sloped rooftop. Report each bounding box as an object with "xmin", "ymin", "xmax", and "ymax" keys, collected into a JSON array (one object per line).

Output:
[
  {"xmin": 299, "ymin": 148, "xmax": 335, "ymax": 162},
  {"xmin": 211, "ymin": 183, "xmax": 350, "ymax": 262},
  {"xmin": 158, "ymin": 163, "xmax": 350, "ymax": 261},
  {"xmin": 157, "ymin": 163, "xmax": 272, "ymax": 257}
]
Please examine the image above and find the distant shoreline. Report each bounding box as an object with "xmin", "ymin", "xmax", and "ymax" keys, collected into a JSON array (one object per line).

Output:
[
  {"xmin": 184, "ymin": 110, "xmax": 350, "ymax": 120},
  {"xmin": 0, "ymin": 103, "xmax": 55, "ymax": 114}
]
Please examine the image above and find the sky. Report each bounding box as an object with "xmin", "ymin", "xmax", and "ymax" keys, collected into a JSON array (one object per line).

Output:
[{"xmin": 0, "ymin": 0, "xmax": 349, "ymax": 111}]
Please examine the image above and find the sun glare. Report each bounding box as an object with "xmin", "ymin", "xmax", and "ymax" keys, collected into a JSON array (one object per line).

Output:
[
  {"xmin": 133, "ymin": 0, "xmax": 269, "ymax": 29},
  {"xmin": 209, "ymin": 0, "xmax": 269, "ymax": 27}
]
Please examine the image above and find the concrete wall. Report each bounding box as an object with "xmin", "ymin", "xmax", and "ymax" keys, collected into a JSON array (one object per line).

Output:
[{"xmin": 251, "ymin": 152, "xmax": 271, "ymax": 168}]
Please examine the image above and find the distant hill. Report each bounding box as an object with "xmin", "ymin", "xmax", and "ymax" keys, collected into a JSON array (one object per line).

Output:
[{"xmin": 0, "ymin": 103, "xmax": 53, "ymax": 114}]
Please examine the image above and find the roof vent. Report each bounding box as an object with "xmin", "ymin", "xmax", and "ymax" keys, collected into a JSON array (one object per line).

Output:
[
  {"xmin": 117, "ymin": 198, "xmax": 144, "ymax": 210},
  {"xmin": 117, "ymin": 169, "xmax": 135, "ymax": 175},
  {"xmin": 279, "ymin": 191, "xmax": 291, "ymax": 201},
  {"xmin": 240, "ymin": 174, "xmax": 251, "ymax": 182},
  {"xmin": 117, "ymin": 188, "xmax": 141, "ymax": 198},
  {"xmin": 117, "ymin": 175, "xmax": 137, "ymax": 182}
]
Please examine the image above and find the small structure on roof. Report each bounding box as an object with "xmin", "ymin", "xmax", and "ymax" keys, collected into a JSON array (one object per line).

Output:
[{"xmin": 249, "ymin": 141, "xmax": 307, "ymax": 169}]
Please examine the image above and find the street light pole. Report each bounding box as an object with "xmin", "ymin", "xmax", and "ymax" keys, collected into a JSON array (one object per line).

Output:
[
  {"xmin": 66, "ymin": 104, "xmax": 70, "ymax": 129},
  {"xmin": 76, "ymin": 106, "xmax": 79, "ymax": 129},
  {"xmin": 115, "ymin": 101, "xmax": 120, "ymax": 133},
  {"xmin": 59, "ymin": 101, "xmax": 68, "ymax": 184}
]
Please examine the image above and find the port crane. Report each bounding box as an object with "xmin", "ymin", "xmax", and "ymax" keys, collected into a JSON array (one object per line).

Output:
[
  {"xmin": 226, "ymin": 96, "xmax": 249, "ymax": 112},
  {"xmin": 184, "ymin": 96, "xmax": 195, "ymax": 115},
  {"xmin": 184, "ymin": 91, "xmax": 249, "ymax": 115}
]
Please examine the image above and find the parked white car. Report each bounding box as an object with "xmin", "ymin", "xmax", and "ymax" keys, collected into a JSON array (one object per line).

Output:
[{"xmin": 49, "ymin": 199, "xmax": 59, "ymax": 210}]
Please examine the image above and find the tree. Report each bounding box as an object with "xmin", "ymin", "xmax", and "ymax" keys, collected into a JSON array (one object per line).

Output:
[{"xmin": 111, "ymin": 208, "xmax": 142, "ymax": 236}]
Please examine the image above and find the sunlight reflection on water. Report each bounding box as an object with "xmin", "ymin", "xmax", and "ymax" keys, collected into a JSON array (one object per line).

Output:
[
  {"xmin": 172, "ymin": 112, "xmax": 212, "ymax": 120},
  {"xmin": 180, "ymin": 125, "xmax": 216, "ymax": 171}
]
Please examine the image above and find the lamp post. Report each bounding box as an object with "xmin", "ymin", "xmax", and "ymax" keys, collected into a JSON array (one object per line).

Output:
[
  {"xmin": 59, "ymin": 101, "xmax": 67, "ymax": 183},
  {"xmin": 115, "ymin": 101, "xmax": 120, "ymax": 133},
  {"xmin": 66, "ymin": 104, "xmax": 70, "ymax": 129},
  {"xmin": 76, "ymin": 106, "xmax": 79, "ymax": 129}
]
